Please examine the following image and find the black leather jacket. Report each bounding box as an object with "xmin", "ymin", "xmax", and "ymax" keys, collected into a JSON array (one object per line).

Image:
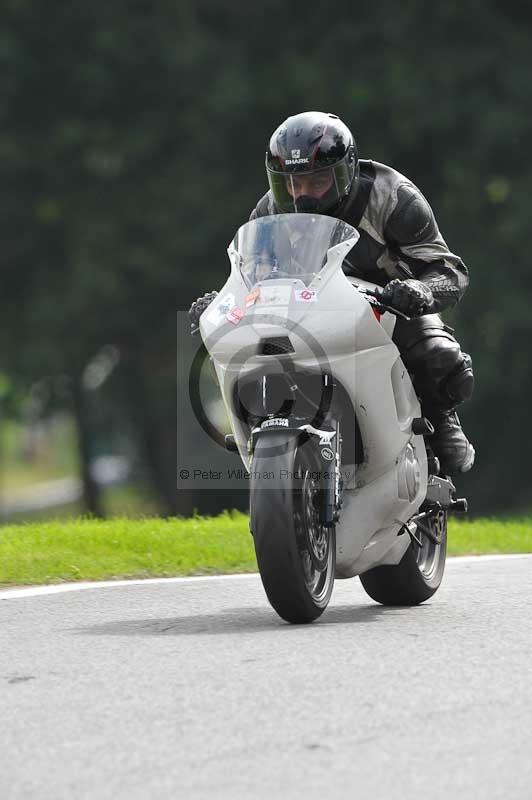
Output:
[{"xmin": 249, "ymin": 159, "xmax": 468, "ymax": 314}]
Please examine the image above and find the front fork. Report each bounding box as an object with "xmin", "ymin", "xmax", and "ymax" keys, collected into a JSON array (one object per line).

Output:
[
  {"xmin": 248, "ymin": 417, "xmax": 343, "ymax": 527},
  {"xmin": 296, "ymin": 419, "xmax": 342, "ymax": 527}
]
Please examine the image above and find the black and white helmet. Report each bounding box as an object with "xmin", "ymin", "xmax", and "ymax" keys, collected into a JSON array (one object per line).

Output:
[{"xmin": 266, "ymin": 111, "xmax": 359, "ymax": 214}]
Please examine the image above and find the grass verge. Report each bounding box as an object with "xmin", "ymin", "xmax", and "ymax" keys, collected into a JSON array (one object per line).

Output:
[
  {"xmin": 0, "ymin": 512, "xmax": 531, "ymax": 586},
  {"xmin": 447, "ymin": 516, "xmax": 532, "ymax": 555},
  {"xmin": 0, "ymin": 511, "xmax": 254, "ymax": 586}
]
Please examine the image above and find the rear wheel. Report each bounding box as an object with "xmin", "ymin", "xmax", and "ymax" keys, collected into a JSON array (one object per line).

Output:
[
  {"xmin": 250, "ymin": 432, "xmax": 335, "ymax": 623},
  {"xmin": 359, "ymin": 508, "xmax": 447, "ymax": 606}
]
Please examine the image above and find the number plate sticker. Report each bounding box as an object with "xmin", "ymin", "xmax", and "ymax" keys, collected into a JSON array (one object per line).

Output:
[{"xmin": 257, "ymin": 285, "xmax": 292, "ymax": 306}]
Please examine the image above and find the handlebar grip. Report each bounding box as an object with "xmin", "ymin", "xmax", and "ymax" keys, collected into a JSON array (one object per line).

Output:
[{"xmin": 354, "ymin": 284, "xmax": 410, "ymax": 322}]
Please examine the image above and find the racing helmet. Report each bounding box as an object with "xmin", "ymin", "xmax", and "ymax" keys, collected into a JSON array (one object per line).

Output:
[{"xmin": 265, "ymin": 111, "xmax": 359, "ymax": 214}]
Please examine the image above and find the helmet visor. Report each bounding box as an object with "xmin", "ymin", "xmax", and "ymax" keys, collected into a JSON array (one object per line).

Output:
[{"xmin": 266, "ymin": 155, "xmax": 354, "ymax": 214}]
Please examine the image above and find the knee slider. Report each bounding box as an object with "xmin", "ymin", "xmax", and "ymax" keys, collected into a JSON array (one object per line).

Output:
[
  {"xmin": 442, "ymin": 353, "xmax": 474, "ymax": 405},
  {"xmin": 406, "ymin": 334, "xmax": 461, "ymax": 379}
]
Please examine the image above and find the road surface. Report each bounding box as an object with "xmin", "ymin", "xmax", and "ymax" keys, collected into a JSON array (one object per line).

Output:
[{"xmin": 1, "ymin": 555, "xmax": 531, "ymax": 799}]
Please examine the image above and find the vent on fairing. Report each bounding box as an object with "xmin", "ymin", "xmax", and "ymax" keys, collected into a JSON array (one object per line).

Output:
[{"xmin": 258, "ymin": 336, "xmax": 295, "ymax": 355}]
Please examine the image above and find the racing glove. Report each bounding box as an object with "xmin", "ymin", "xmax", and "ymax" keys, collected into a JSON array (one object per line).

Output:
[
  {"xmin": 188, "ymin": 291, "xmax": 218, "ymax": 334},
  {"xmin": 381, "ymin": 279, "xmax": 434, "ymax": 317}
]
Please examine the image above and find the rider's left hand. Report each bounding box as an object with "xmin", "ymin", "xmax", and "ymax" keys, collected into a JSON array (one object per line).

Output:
[
  {"xmin": 381, "ymin": 279, "xmax": 434, "ymax": 316},
  {"xmin": 188, "ymin": 291, "xmax": 218, "ymax": 334}
]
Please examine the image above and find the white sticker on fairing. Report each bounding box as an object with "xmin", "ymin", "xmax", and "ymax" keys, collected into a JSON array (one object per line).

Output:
[
  {"xmin": 207, "ymin": 293, "xmax": 235, "ymax": 322},
  {"xmin": 261, "ymin": 418, "xmax": 289, "ymax": 429},
  {"xmin": 295, "ymin": 288, "xmax": 317, "ymax": 303},
  {"xmin": 218, "ymin": 293, "xmax": 236, "ymax": 313},
  {"xmin": 257, "ymin": 285, "xmax": 292, "ymax": 306}
]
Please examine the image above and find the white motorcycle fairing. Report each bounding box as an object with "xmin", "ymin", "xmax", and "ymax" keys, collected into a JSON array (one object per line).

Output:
[{"xmin": 199, "ymin": 214, "xmax": 428, "ymax": 580}]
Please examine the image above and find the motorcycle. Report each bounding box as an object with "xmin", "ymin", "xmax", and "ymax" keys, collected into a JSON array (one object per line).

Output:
[{"xmin": 196, "ymin": 213, "xmax": 467, "ymax": 624}]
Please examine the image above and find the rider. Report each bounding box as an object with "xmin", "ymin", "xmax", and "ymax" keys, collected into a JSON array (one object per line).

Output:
[{"xmin": 189, "ymin": 111, "xmax": 475, "ymax": 476}]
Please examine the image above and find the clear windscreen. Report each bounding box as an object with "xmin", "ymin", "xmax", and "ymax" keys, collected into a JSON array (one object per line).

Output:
[{"xmin": 231, "ymin": 214, "xmax": 358, "ymax": 289}]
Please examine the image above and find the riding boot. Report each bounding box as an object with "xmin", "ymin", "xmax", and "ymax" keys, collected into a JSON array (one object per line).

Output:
[
  {"xmin": 424, "ymin": 406, "xmax": 475, "ymax": 476},
  {"xmin": 392, "ymin": 314, "xmax": 475, "ymax": 477}
]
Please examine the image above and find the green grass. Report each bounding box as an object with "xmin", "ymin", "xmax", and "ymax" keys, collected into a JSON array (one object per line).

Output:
[
  {"xmin": 448, "ymin": 517, "xmax": 532, "ymax": 555},
  {"xmin": 0, "ymin": 510, "xmax": 255, "ymax": 586},
  {"xmin": 0, "ymin": 513, "xmax": 531, "ymax": 587}
]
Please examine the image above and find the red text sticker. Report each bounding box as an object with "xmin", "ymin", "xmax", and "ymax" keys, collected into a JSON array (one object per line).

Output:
[
  {"xmin": 295, "ymin": 288, "xmax": 317, "ymax": 303},
  {"xmin": 227, "ymin": 307, "xmax": 244, "ymax": 325}
]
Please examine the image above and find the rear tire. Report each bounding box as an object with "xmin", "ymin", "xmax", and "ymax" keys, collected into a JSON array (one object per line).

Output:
[
  {"xmin": 250, "ymin": 431, "xmax": 335, "ymax": 623},
  {"xmin": 359, "ymin": 508, "xmax": 447, "ymax": 606}
]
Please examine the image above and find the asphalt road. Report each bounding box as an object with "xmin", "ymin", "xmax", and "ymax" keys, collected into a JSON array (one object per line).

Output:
[{"xmin": 1, "ymin": 556, "xmax": 531, "ymax": 800}]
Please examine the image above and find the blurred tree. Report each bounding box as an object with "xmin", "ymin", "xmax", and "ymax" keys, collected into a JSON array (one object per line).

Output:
[{"xmin": 0, "ymin": 0, "xmax": 531, "ymax": 514}]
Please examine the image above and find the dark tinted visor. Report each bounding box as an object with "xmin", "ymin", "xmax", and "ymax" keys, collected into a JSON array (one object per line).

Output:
[{"xmin": 266, "ymin": 154, "xmax": 353, "ymax": 214}]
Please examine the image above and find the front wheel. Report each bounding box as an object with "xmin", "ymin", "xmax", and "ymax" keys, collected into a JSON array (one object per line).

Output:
[
  {"xmin": 250, "ymin": 432, "xmax": 335, "ymax": 623},
  {"xmin": 359, "ymin": 508, "xmax": 447, "ymax": 606}
]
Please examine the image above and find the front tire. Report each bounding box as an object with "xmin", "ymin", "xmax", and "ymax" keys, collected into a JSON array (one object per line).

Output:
[
  {"xmin": 250, "ymin": 432, "xmax": 335, "ymax": 623},
  {"xmin": 359, "ymin": 508, "xmax": 447, "ymax": 606}
]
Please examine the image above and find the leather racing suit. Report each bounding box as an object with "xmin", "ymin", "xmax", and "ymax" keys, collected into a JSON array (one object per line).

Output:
[{"xmin": 249, "ymin": 159, "xmax": 475, "ymax": 475}]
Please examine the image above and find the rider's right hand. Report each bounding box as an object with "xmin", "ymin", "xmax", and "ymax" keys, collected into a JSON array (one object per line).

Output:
[
  {"xmin": 380, "ymin": 278, "xmax": 434, "ymax": 317},
  {"xmin": 188, "ymin": 291, "xmax": 218, "ymax": 334}
]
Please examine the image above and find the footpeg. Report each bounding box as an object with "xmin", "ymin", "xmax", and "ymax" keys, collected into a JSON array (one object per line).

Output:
[
  {"xmin": 450, "ymin": 498, "xmax": 468, "ymax": 514},
  {"xmin": 423, "ymin": 475, "xmax": 456, "ymax": 509}
]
